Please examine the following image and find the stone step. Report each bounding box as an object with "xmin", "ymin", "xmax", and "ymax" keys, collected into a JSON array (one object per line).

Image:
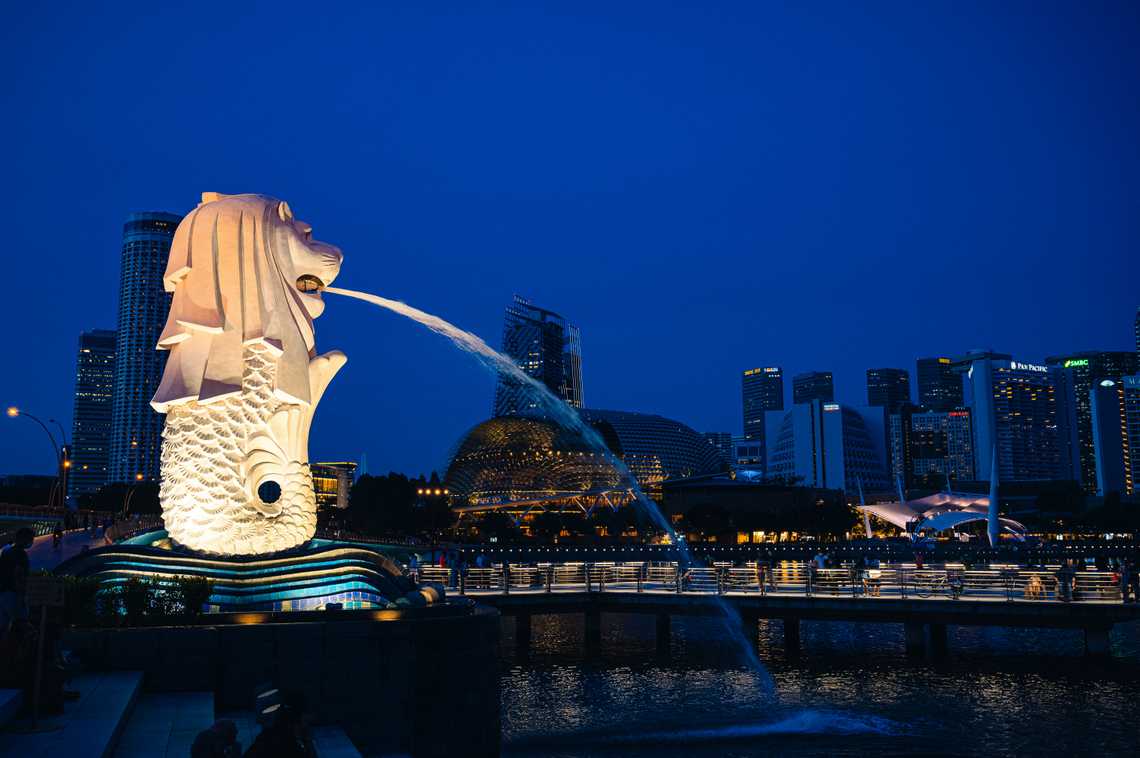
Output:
[
  {"xmin": 0, "ymin": 689, "xmax": 21, "ymax": 728},
  {"xmin": 0, "ymin": 670, "xmax": 142, "ymax": 758},
  {"xmin": 312, "ymin": 724, "xmax": 363, "ymax": 757},
  {"xmin": 111, "ymin": 690, "xmax": 215, "ymax": 758}
]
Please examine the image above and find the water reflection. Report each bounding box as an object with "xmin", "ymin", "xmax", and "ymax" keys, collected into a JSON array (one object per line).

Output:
[{"xmin": 502, "ymin": 613, "xmax": 1140, "ymax": 756}]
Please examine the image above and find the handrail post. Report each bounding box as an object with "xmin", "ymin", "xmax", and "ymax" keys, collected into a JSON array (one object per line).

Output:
[
  {"xmin": 599, "ymin": 565, "xmax": 606, "ymax": 593},
  {"xmin": 460, "ymin": 572, "xmax": 466, "ymax": 596},
  {"xmin": 546, "ymin": 564, "xmax": 553, "ymax": 594},
  {"xmin": 637, "ymin": 564, "xmax": 643, "ymax": 593},
  {"xmin": 586, "ymin": 562, "xmax": 592, "ymax": 593},
  {"xmin": 675, "ymin": 563, "xmax": 682, "ymax": 594},
  {"xmin": 503, "ymin": 563, "xmax": 510, "ymax": 596}
]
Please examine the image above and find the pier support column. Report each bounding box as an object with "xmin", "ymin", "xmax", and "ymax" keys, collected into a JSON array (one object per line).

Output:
[
  {"xmin": 1084, "ymin": 625, "xmax": 1111, "ymax": 657},
  {"xmin": 927, "ymin": 623, "xmax": 948, "ymax": 658},
  {"xmin": 655, "ymin": 613, "xmax": 671, "ymax": 657},
  {"xmin": 515, "ymin": 613, "xmax": 532, "ymax": 649},
  {"xmin": 584, "ymin": 608, "xmax": 602, "ymax": 651},
  {"xmin": 904, "ymin": 622, "xmax": 926, "ymax": 657},
  {"xmin": 783, "ymin": 617, "xmax": 801, "ymax": 656}
]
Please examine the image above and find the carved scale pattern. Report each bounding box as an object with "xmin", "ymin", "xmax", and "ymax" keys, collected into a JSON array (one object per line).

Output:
[{"xmin": 159, "ymin": 343, "xmax": 316, "ymax": 555}]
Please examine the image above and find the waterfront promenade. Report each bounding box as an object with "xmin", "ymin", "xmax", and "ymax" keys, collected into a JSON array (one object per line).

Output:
[{"xmin": 418, "ymin": 561, "xmax": 1140, "ymax": 656}]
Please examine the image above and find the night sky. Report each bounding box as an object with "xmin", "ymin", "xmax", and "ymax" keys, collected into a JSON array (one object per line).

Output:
[{"xmin": 2, "ymin": 2, "xmax": 1137, "ymax": 478}]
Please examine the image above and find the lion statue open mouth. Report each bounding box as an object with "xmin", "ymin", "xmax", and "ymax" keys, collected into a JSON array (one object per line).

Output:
[{"xmin": 151, "ymin": 192, "xmax": 346, "ymax": 556}]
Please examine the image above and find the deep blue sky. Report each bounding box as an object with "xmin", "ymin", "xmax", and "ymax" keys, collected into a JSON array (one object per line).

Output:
[{"xmin": 2, "ymin": 1, "xmax": 1137, "ymax": 477}]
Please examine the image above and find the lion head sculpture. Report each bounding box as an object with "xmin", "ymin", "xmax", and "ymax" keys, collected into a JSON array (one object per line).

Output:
[{"xmin": 151, "ymin": 192, "xmax": 346, "ymax": 556}]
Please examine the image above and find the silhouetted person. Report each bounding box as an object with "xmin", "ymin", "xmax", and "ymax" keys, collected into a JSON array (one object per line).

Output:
[
  {"xmin": 0, "ymin": 528, "xmax": 34, "ymax": 635},
  {"xmin": 192, "ymin": 719, "xmax": 241, "ymax": 757},
  {"xmin": 245, "ymin": 694, "xmax": 314, "ymax": 758}
]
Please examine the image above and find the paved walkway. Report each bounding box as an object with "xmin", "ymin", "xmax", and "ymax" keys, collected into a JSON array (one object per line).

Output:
[{"xmin": 27, "ymin": 530, "xmax": 109, "ymax": 572}]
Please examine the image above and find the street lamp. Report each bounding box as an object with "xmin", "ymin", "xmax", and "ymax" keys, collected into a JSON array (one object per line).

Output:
[{"xmin": 6, "ymin": 406, "xmax": 66, "ymax": 509}]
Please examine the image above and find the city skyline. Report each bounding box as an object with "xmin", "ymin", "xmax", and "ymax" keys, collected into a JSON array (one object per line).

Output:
[{"xmin": 2, "ymin": 4, "xmax": 1138, "ymax": 477}]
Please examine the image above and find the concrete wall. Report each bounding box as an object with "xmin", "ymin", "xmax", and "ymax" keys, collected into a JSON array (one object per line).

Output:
[{"xmin": 62, "ymin": 605, "xmax": 501, "ymax": 757}]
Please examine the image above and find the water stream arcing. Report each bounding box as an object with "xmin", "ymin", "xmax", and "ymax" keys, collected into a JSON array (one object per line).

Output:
[{"xmin": 325, "ymin": 286, "xmax": 771, "ymax": 684}]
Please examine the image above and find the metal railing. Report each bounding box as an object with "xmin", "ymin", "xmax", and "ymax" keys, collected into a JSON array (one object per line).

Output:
[{"xmin": 413, "ymin": 560, "xmax": 1128, "ymax": 604}]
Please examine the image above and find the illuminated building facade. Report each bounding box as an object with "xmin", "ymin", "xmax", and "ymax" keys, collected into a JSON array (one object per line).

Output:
[
  {"xmin": 792, "ymin": 371, "xmax": 834, "ymax": 405},
  {"xmin": 311, "ymin": 461, "xmax": 358, "ymax": 510},
  {"xmin": 742, "ymin": 366, "xmax": 784, "ymax": 440},
  {"xmin": 493, "ymin": 295, "xmax": 583, "ymax": 417},
  {"xmin": 888, "ymin": 406, "xmax": 975, "ymax": 486},
  {"xmin": 766, "ymin": 400, "xmax": 890, "ymax": 493},
  {"xmin": 109, "ymin": 211, "xmax": 181, "ymax": 484},
  {"xmin": 1048, "ymin": 351, "xmax": 1139, "ymax": 491},
  {"xmin": 957, "ymin": 351, "xmax": 1060, "ymax": 481},
  {"xmin": 68, "ymin": 329, "xmax": 117, "ymax": 498},
  {"xmin": 1089, "ymin": 375, "xmax": 1140, "ymax": 496},
  {"xmin": 916, "ymin": 356, "xmax": 963, "ymax": 410},
  {"xmin": 445, "ymin": 409, "xmax": 723, "ymax": 507},
  {"xmin": 866, "ymin": 367, "xmax": 910, "ymax": 411}
]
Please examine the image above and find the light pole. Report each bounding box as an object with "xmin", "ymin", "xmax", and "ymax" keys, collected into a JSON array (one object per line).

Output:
[{"xmin": 6, "ymin": 406, "xmax": 66, "ymax": 509}]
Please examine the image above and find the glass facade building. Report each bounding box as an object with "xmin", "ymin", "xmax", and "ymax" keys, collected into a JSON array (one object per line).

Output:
[
  {"xmin": 957, "ymin": 352, "xmax": 1060, "ymax": 481},
  {"xmin": 888, "ymin": 406, "xmax": 975, "ymax": 487},
  {"xmin": 493, "ymin": 295, "xmax": 584, "ymax": 417},
  {"xmin": 866, "ymin": 367, "xmax": 910, "ymax": 411},
  {"xmin": 916, "ymin": 356, "xmax": 963, "ymax": 411},
  {"xmin": 767, "ymin": 400, "xmax": 890, "ymax": 494},
  {"xmin": 742, "ymin": 366, "xmax": 784, "ymax": 441},
  {"xmin": 68, "ymin": 329, "xmax": 117, "ymax": 498},
  {"xmin": 792, "ymin": 371, "xmax": 834, "ymax": 405},
  {"xmin": 1089, "ymin": 375, "xmax": 1140, "ymax": 496},
  {"xmin": 1047, "ymin": 351, "xmax": 1139, "ymax": 491},
  {"xmin": 702, "ymin": 432, "xmax": 734, "ymax": 468},
  {"xmin": 311, "ymin": 461, "xmax": 359, "ymax": 510},
  {"xmin": 109, "ymin": 211, "xmax": 181, "ymax": 484}
]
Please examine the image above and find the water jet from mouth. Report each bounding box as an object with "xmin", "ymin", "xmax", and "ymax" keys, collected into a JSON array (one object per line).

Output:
[{"xmin": 325, "ymin": 285, "xmax": 773, "ymax": 688}]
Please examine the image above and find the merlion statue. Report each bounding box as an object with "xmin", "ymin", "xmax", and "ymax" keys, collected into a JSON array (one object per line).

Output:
[{"xmin": 151, "ymin": 192, "xmax": 345, "ymax": 555}]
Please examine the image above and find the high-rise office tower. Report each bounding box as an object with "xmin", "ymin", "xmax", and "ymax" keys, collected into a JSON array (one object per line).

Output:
[
  {"xmin": 1135, "ymin": 307, "xmax": 1139, "ymax": 356},
  {"xmin": 1089, "ymin": 375, "xmax": 1140, "ymax": 496},
  {"xmin": 766, "ymin": 399, "xmax": 889, "ymax": 493},
  {"xmin": 564, "ymin": 324, "xmax": 584, "ymax": 408},
  {"xmin": 956, "ymin": 351, "xmax": 1059, "ymax": 481},
  {"xmin": 888, "ymin": 406, "xmax": 974, "ymax": 487},
  {"xmin": 742, "ymin": 366, "xmax": 784, "ymax": 441},
  {"xmin": 866, "ymin": 368, "xmax": 910, "ymax": 411},
  {"xmin": 1047, "ymin": 351, "xmax": 1139, "ymax": 491},
  {"xmin": 493, "ymin": 295, "xmax": 583, "ymax": 417},
  {"xmin": 792, "ymin": 371, "xmax": 834, "ymax": 405},
  {"xmin": 68, "ymin": 329, "xmax": 117, "ymax": 499},
  {"xmin": 916, "ymin": 356, "xmax": 963, "ymax": 410},
  {"xmin": 109, "ymin": 211, "xmax": 181, "ymax": 484}
]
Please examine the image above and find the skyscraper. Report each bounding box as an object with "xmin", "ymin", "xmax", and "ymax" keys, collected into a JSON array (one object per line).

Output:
[
  {"xmin": 1047, "ymin": 351, "xmax": 1139, "ymax": 491},
  {"xmin": 68, "ymin": 329, "xmax": 117, "ymax": 499},
  {"xmin": 742, "ymin": 366, "xmax": 784, "ymax": 440},
  {"xmin": 564, "ymin": 324, "xmax": 584, "ymax": 408},
  {"xmin": 866, "ymin": 368, "xmax": 910, "ymax": 411},
  {"xmin": 888, "ymin": 406, "xmax": 974, "ymax": 487},
  {"xmin": 956, "ymin": 351, "xmax": 1059, "ymax": 481},
  {"xmin": 1089, "ymin": 375, "xmax": 1140, "ymax": 496},
  {"xmin": 493, "ymin": 295, "xmax": 583, "ymax": 417},
  {"xmin": 109, "ymin": 211, "xmax": 181, "ymax": 484},
  {"xmin": 916, "ymin": 356, "xmax": 963, "ymax": 410},
  {"xmin": 792, "ymin": 371, "xmax": 834, "ymax": 405},
  {"xmin": 766, "ymin": 399, "xmax": 889, "ymax": 493}
]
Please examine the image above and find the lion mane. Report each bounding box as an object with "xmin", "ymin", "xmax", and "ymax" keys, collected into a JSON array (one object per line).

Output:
[{"xmin": 152, "ymin": 192, "xmax": 341, "ymax": 412}]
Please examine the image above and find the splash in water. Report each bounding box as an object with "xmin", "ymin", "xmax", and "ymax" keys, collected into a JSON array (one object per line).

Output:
[{"xmin": 325, "ymin": 286, "xmax": 771, "ymax": 684}]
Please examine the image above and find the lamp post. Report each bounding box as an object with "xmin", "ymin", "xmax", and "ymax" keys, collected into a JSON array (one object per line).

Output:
[{"xmin": 6, "ymin": 406, "xmax": 66, "ymax": 509}]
